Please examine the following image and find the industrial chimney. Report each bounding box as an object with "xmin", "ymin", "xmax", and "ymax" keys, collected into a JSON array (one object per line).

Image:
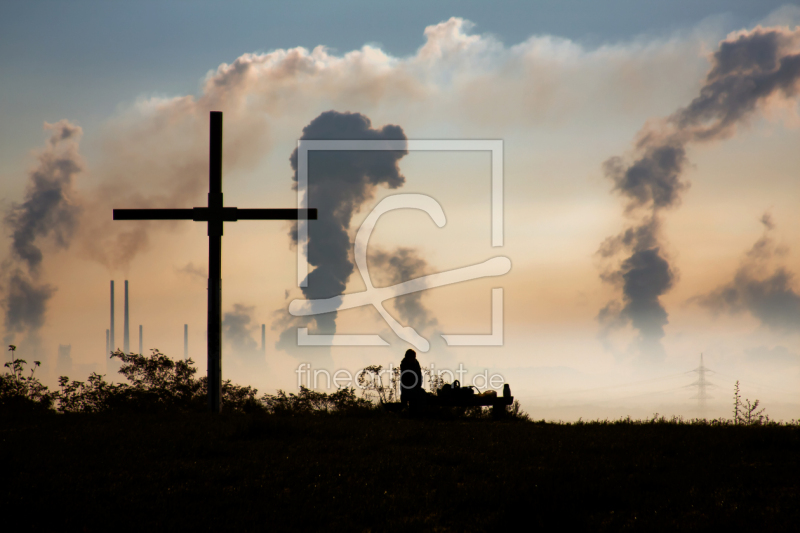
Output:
[
  {"xmin": 110, "ymin": 281, "xmax": 115, "ymax": 351},
  {"xmin": 139, "ymin": 325, "xmax": 143, "ymax": 355},
  {"xmin": 261, "ymin": 324, "xmax": 266, "ymax": 354},
  {"xmin": 124, "ymin": 280, "xmax": 130, "ymax": 353},
  {"xmin": 184, "ymin": 324, "xmax": 189, "ymax": 361},
  {"xmin": 56, "ymin": 344, "xmax": 73, "ymax": 378},
  {"xmin": 108, "ymin": 280, "xmax": 120, "ymax": 376}
]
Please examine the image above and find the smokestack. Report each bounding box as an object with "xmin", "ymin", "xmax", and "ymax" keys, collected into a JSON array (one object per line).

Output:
[
  {"xmin": 124, "ymin": 280, "xmax": 130, "ymax": 353},
  {"xmin": 261, "ymin": 324, "xmax": 265, "ymax": 354},
  {"xmin": 110, "ymin": 281, "xmax": 115, "ymax": 351},
  {"xmin": 56, "ymin": 344, "xmax": 73, "ymax": 378},
  {"xmin": 139, "ymin": 325, "xmax": 143, "ymax": 355},
  {"xmin": 184, "ymin": 324, "xmax": 188, "ymax": 361}
]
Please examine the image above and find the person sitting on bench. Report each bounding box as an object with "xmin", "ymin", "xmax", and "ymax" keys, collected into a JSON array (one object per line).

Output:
[{"xmin": 400, "ymin": 349, "xmax": 425, "ymax": 406}]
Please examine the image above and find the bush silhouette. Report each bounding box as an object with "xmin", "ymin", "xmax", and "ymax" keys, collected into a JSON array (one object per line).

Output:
[
  {"xmin": 3, "ymin": 347, "xmax": 783, "ymax": 426},
  {"xmin": 2, "ymin": 348, "xmax": 264, "ymax": 414},
  {"xmin": 261, "ymin": 385, "xmax": 374, "ymax": 415},
  {"xmin": 1, "ymin": 345, "xmax": 53, "ymax": 413},
  {"xmin": 2, "ymin": 349, "xmax": 377, "ymax": 416}
]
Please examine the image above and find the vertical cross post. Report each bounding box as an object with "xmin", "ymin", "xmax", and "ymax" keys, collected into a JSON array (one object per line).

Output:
[
  {"xmin": 208, "ymin": 111, "xmax": 223, "ymax": 412},
  {"xmin": 113, "ymin": 111, "xmax": 316, "ymax": 413}
]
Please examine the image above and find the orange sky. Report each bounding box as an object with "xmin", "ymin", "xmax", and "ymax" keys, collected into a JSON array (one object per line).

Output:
[{"xmin": 1, "ymin": 14, "xmax": 799, "ymax": 420}]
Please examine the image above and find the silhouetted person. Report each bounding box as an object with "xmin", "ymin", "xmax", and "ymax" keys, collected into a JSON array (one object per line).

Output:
[{"xmin": 400, "ymin": 348, "xmax": 424, "ymax": 406}]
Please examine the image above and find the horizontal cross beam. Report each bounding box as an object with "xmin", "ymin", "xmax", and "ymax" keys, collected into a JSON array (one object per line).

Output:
[
  {"xmin": 112, "ymin": 111, "xmax": 318, "ymax": 414},
  {"xmin": 113, "ymin": 208, "xmax": 318, "ymax": 221}
]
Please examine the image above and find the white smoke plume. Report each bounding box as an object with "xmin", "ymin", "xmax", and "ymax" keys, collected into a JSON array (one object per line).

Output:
[
  {"xmin": 12, "ymin": 17, "xmax": 713, "ymax": 277},
  {"xmin": 5, "ymin": 16, "xmax": 796, "ymax": 362},
  {"xmin": 692, "ymin": 213, "xmax": 800, "ymax": 333},
  {"xmin": 369, "ymin": 247, "xmax": 438, "ymax": 333},
  {"xmin": 597, "ymin": 27, "xmax": 800, "ymax": 361},
  {"xmin": 2, "ymin": 121, "xmax": 83, "ymax": 346},
  {"xmin": 223, "ymin": 303, "xmax": 261, "ymax": 362}
]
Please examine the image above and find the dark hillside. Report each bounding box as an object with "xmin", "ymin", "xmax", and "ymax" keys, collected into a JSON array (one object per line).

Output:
[{"xmin": 3, "ymin": 412, "xmax": 799, "ymax": 532}]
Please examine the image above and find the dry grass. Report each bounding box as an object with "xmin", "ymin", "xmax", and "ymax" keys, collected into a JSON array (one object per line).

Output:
[{"xmin": 3, "ymin": 410, "xmax": 799, "ymax": 531}]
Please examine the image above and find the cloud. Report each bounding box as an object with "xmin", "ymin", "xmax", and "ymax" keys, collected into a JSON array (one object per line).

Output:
[
  {"xmin": 1, "ymin": 121, "xmax": 83, "ymax": 345},
  {"xmin": 287, "ymin": 110, "xmax": 407, "ymax": 335},
  {"xmin": 222, "ymin": 303, "xmax": 260, "ymax": 361},
  {"xmin": 76, "ymin": 107, "xmax": 212, "ymax": 272},
  {"xmin": 1, "ymin": 270, "xmax": 56, "ymax": 344},
  {"xmin": 673, "ymin": 27, "xmax": 800, "ymax": 139},
  {"xmin": 175, "ymin": 262, "xmax": 206, "ymax": 282},
  {"xmin": 692, "ymin": 214, "xmax": 800, "ymax": 333},
  {"xmin": 6, "ymin": 16, "xmax": 800, "ymax": 360},
  {"xmin": 597, "ymin": 26, "xmax": 800, "ymax": 359},
  {"xmin": 602, "ymin": 140, "xmax": 689, "ymax": 214},
  {"xmin": 596, "ymin": 217, "xmax": 676, "ymax": 360},
  {"xmin": 5, "ymin": 120, "xmax": 83, "ymax": 274},
  {"xmin": 23, "ymin": 16, "xmax": 719, "ymax": 276},
  {"xmin": 744, "ymin": 345, "xmax": 800, "ymax": 367},
  {"xmin": 369, "ymin": 247, "xmax": 438, "ymax": 333},
  {"xmin": 269, "ymin": 111, "xmax": 408, "ymax": 364}
]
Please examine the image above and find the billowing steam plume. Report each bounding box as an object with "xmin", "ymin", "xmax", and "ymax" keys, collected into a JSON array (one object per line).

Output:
[
  {"xmin": 692, "ymin": 213, "xmax": 800, "ymax": 333},
  {"xmin": 289, "ymin": 110, "xmax": 408, "ymax": 334},
  {"xmin": 597, "ymin": 27, "xmax": 800, "ymax": 360},
  {"xmin": 223, "ymin": 303, "xmax": 260, "ymax": 361},
  {"xmin": 276, "ymin": 111, "xmax": 446, "ymax": 356},
  {"xmin": 370, "ymin": 247, "xmax": 438, "ymax": 333},
  {"xmin": 2, "ymin": 121, "xmax": 83, "ymax": 345},
  {"xmin": 175, "ymin": 262, "xmax": 207, "ymax": 283}
]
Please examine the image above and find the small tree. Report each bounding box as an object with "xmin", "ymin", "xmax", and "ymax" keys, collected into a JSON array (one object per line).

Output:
[
  {"xmin": 423, "ymin": 367, "xmax": 447, "ymax": 394},
  {"xmin": 54, "ymin": 349, "xmax": 263, "ymax": 414},
  {"xmin": 733, "ymin": 380, "xmax": 741, "ymax": 423},
  {"xmin": 357, "ymin": 365, "xmax": 400, "ymax": 403},
  {"xmin": 0, "ymin": 345, "xmax": 53, "ymax": 412},
  {"xmin": 732, "ymin": 380, "xmax": 768, "ymax": 426},
  {"xmin": 510, "ymin": 400, "xmax": 531, "ymax": 421}
]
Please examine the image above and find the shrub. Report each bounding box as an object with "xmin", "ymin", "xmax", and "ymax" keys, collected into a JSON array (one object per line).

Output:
[
  {"xmin": 261, "ymin": 386, "xmax": 374, "ymax": 415},
  {"xmin": 3, "ymin": 348, "xmax": 263, "ymax": 415},
  {"xmin": 0, "ymin": 345, "xmax": 54, "ymax": 413},
  {"xmin": 732, "ymin": 380, "xmax": 769, "ymax": 426},
  {"xmin": 509, "ymin": 399, "xmax": 531, "ymax": 421},
  {"xmin": 53, "ymin": 349, "xmax": 205, "ymax": 413},
  {"xmin": 56, "ymin": 372, "xmax": 128, "ymax": 413},
  {"xmin": 356, "ymin": 364, "xmax": 400, "ymax": 404}
]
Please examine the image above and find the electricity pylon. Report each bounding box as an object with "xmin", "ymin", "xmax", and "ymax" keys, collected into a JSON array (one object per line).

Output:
[{"xmin": 687, "ymin": 353, "xmax": 714, "ymax": 415}]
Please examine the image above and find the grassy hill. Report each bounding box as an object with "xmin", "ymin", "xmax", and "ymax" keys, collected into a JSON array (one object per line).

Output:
[
  {"xmin": 3, "ymin": 350, "xmax": 799, "ymax": 531},
  {"xmin": 3, "ymin": 411, "xmax": 799, "ymax": 531}
]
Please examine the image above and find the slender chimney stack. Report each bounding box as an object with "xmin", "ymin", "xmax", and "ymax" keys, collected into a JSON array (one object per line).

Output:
[
  {"xmin": 261, "ymin": 324, "xmax": 266, "ymax": 354},
  {"xmin": 184, "ymin": 324, "xmax": 189, "ymax": 361},
  {"xmin": 108, "ymin": 281, "xmax": 119, "ymax": 376},
  {"xmin": 124, "ymin": 280, "xmax": 130, "ymax": 353},
  {"xmin": 110, "ymin": 281, "xmax": 115, "ymax": 351},
  {"xmin": 139, "ymin": 325, "xmax": 143, "ymax": 355}
]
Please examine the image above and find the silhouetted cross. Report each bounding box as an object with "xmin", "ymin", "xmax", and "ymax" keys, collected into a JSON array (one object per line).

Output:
[{"xmin": 113, "ymin": 111, "xmax": 317, "ymax": 413}]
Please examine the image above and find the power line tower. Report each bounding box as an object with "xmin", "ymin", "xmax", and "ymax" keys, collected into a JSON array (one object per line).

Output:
[{"xmin": 688, "ymin": 353, "xmax": 714, "ymax": 416}]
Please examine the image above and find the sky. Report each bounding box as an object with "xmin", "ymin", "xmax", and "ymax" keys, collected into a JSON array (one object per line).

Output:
[{"xmin": 1, "ymin": 1, "xmax": 799, "ymax": 421}]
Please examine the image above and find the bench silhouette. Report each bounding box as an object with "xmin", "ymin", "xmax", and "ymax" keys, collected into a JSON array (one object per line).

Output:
[{"xmin": 383, "ymin": 382, "xmax": 514, "ymax": 417}]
